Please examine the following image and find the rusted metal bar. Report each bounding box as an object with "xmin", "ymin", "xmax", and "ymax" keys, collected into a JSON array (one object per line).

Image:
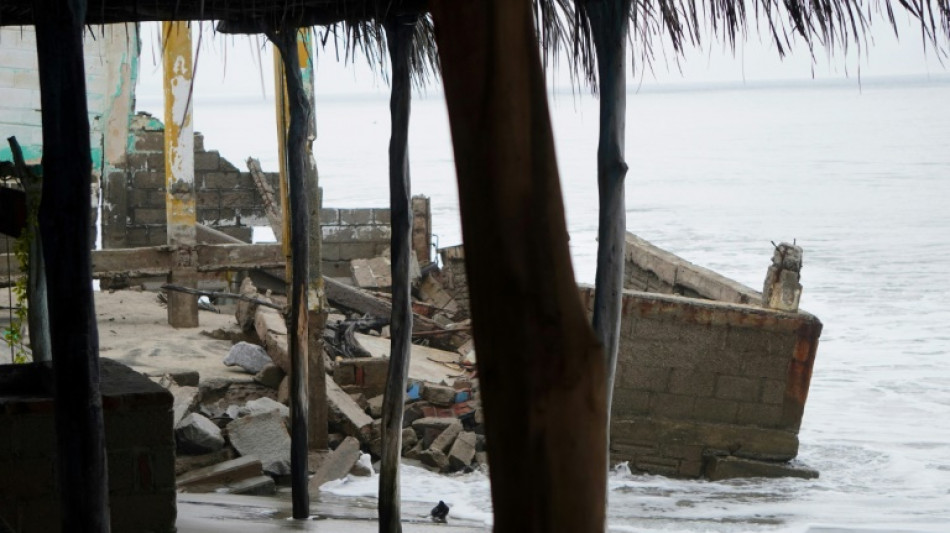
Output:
[
  {"xmin": 430, "ymin": 1, "xmax": 607, "ymax": 530},
  {"xmin": 34, "ymin": 0, "xmax": 109, "ymax": 529},
  {"xmin": 378, "ymin": 14, "xmax": 418, "ymax": 533},
  {"xmin": 268, "ymin": 26, "xmax": 311, "ymax": 520}
]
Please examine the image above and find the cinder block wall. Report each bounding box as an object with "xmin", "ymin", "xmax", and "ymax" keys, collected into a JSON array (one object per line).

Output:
[
  {"xmin": 102, "ymin": 114, "xmax": 277, "ymax": 248},
  {"xmin": 587, "ymin": 233, "xmax": 822, "ymax": 478},
  {"xmin": 0, "ymin": 359, "xmax": 176, "ymax": 532}
]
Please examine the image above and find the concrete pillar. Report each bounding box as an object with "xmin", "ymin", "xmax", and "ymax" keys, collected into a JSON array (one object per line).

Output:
[
  {"xmin": 162, "ymin": 21, "xmax": 198, "ymax": 328},
  {"xmin": 762, "ymin": 242, "xmax": 803, "ymax": 312}
]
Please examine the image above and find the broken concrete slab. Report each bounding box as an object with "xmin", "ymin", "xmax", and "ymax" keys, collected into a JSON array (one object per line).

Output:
[
  {"xmin": 152, "ymin": 369, "xmax": 201, "ymax": 387},
  {"xmin": 176, "ymin": 413, "xmax": 225, "ymax": 454},
  {"xmin": 223, "ymin": 341, "xmax": 272, "ymax": 374},
  {"xmin": 241, "ymin": 396, "xmax": 290, "ymax": 422},
  {"xmin": 705, "ymin": 455, "xmax": 819, "ymax": 481},
  {"xmin": 255, "ymin": 307, "xmax": 290, "ymax": 374},
  {"xmin": 177, "ymin": 455, "xmax": 263, "ymax": 491},
  {"xmin": 227, "ymin": 410, "xmax": 292, "ymax": 477},
  {"xmin": 254, "ymin": 362, "xmax": 285, "ymax": 389},
  {"xmin": 175, "ymin": 448, "xmax": 235, "ymax": 476},
  {"xmin": 349, "ymin": 454, "xmax": 373, "ymax": 477},
  {"xmin": 420, "ymin": 448, "xmax": 449, "ymax": 472},
  {"xmin": 351, "ymin": 256, "xmax": 393, "ymax": 290},
  {"xmin": 422, "ymin": 383, "xmax": 456, "ymax": 407},
  {"xmin": 309, "ymin": 436, "xmax": 361, "ymax": 490},
  {"xmin": 327, "ymin": 377, "xmax": 374, "ymax": 442},
  {"xmin": 448, "ymin": 431, "xmax": 477, "ymax": 471},
  {"xmin": 429, "ymin": 419, "xmax": 463, "ymax": 454},
  {"xmin": 417, "ymin": 274, "xmax": 459, "ymax": 317},
  {"xmin": 225, "ymin": 475, "xmax": 276, "ymax": 496},
  {"xmin": 170, "ymin": 384, "xmax": 199, "ymax": 428},
  {"xmin": 367, "ymin": 394, "xmax": 384, "ymax": 419}
]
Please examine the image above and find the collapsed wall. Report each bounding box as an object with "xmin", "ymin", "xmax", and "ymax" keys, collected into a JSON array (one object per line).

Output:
[{"xmin": 583, "ymin": 233, "xmax": 821, "ymax": 480}]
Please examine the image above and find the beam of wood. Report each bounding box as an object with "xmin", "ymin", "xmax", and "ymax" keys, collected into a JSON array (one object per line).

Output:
[
  {"xmin": 430, "ymin": 1, "xmax": 607, "ymax": 531},
  {"xmin": 323, "ymin": 276, "xmax": 444, "ymax": 334},
  {"xmin": 34, "ymin": 0, "xmax": 110, "ymax": 529},
  {"xmin": 247, "ymin": 158, "xmax": 284, "ymax": 241},
  {"xmin": 163, "ymin": 20, "xmax": 199, "ymax": 328},
  {"xmin": 585, "ymin": 0, "xmax": 632, "ymax": 476},
  {"xmin": 378, "ymin": 14, "xmax": 418, "ymax": 533},
  {"xmin": 268, "ymin": 25, "xmax": 311, "ymax": 520},
  {"xmin": 160, "ymin": 284, "xmax": 285, "ymax": 310}
]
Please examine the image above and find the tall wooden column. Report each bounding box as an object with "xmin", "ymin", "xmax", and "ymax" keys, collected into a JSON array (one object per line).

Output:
[
  {"xmin": 585, "ymin": 0, "xmax": 632, "ymax": 470},
  {"xmin": 431, "ymin": 1, "xmax": 607, "ymax": 531},
  {"xmin": 34, "ymin": 0, "xmax": 110, "ymax": 530},
  {"xmin": 268, "ymin": 26, "xmax": 311, "ymax": 520},
  {"xmin": 378, "ymin": 14, "xmax": 418, "ymax": 533},
  {"xmin": 162, "ymin": 21, "xmax": 199, "ymax": 328}
]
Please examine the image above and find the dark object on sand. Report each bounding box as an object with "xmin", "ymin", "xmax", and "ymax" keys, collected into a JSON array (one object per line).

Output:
[{"xmin": 430, "ymin": 500, "xmax": 449, "ymax": 523}]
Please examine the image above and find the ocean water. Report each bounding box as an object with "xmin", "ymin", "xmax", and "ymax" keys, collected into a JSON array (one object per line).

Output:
[{"xmin": 140, "ymin": 74, "xmax": 950, "ymax": 531}]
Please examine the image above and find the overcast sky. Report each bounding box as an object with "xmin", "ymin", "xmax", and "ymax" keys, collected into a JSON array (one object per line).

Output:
[{"xmin": 135, "ymin": 13, "xmax": 948, "ymax": 100}]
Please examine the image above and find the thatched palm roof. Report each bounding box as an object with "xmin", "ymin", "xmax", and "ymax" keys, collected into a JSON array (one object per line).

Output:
[{"xmin": 1, "ymin": 0, "xmax": 947, "ymax": 86}]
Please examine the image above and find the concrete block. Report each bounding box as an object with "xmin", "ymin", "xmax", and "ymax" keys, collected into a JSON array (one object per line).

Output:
[
  {"xmin": 202, "ymin": 171, "xmax": 241, "ymax": 189},
  {"xmin": 448, "ymin": 431, "xmax": 476, "ymax": 471},
  {"xmin": 668, "ymin": 369, "xmax": 716, "ymax": 397},
  {"xmin": 327, "ymin": 378, "xmax": 374, "ymax": 442},
  {"xmin": 705, "ymin": 455, "xmax": 818, "ymax": 481},
  {"xmin": 694, "ymin": 397, "xmax": 739, "ymax": 424},
  {"xmin": 736, "ymin": 403, "xmax": 784, "ymax": 428},
  {"xmin": 339, "ymin": 208, "xmax": 373, "ymax": 225},
  {"xmin": 651, "ymin": 393, "xmax": 696, "ymax": 419},
  {"xmin": 226, "ymin": 410, "xmax": 292, "ymax": 476},
  {"xmin": 309, "ymin": 436, "xmax": 361, "ymax": 490},
  {"xmin": 194, "ymin": 150, "xmax": 220, "ymax": 171},
  {"xmin": 716, "ymin": 375, "xmax": 760, "ymax": 402},
  {"xmin": 625, "ymin": 366, "xmax": 671, "ymax": 393},
  {"xmin": 429, "ymin": 419, "xmax": 462, "ymax": 453},
  {"xmin": 422, "ymin": 383, "xmax": 457, "ymax": 407},
  {"xmin": 401, "ymin": 427, "xmax": 418, "ymax": 455},
  {"xmin": 319, "ymin": 207, "xmax": 339, "ymax": 225},
  {"xmin": 367, "ymin": 394, "xmax": 384, "ymax": 419}
]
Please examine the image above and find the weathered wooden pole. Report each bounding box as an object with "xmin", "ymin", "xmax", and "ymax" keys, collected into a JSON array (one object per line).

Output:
[
  {"xmin": 34, "ymin": 0, "xmax": 110, "ymax": 529},
  {"xmin": 7, "ymin": 137, "xmax": 50, "ymax": 363},
  {"xmin": 297, "ymin": 28, "xmax": 330, "ymax": 452},
  {"xmin": 267, "ymin": 26, "xmax": 311, "ymax": 519},
  {"xmin": 378, "ymin": 14, "xmax": 418, "ymax": 533},
  {"xmin": 584, "ymin": 0, "xmax": 632, "ymax": 460},
  {"xmin": 162, "ymin": 21, "xmax": 199, "ymax": 328},
  {"xmin": 431, "ymin": 1, "xmax": 607, "ymax": 531}
]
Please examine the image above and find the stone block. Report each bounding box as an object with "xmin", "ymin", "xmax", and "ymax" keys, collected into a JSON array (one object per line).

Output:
[
  {"xmin": 309, "ymin": 436, "xmax": 361, "ymax": 490},
  {"xmin": 716, "ymin": 375, "xmax": 760, "ymax": 402},
  {"xmin": 448, "ymin": 431, "xmax": 477, "ymax": 471},
  {"xmin": 704, "ymin": 455, "xmax": 818, "ymax": 481},
  {"xmin": 668, "ymin": 369, "xmax": 716, "ymax": 397},
  {"xmin": 223, "ymin": 341, "xmax": 272, "ymax": 374},
  {"xmin": 339, "ymin": 208, "xmax": 373, "ymax": 225},
  {"xmin": 176, "ymin": 413, "xmax": 225, "ymax": 454},
  {"xmin": 227, "ymin": 410, "xmax": 292, "ymax": 476},
  {"xmin": 195, "ymin": 150, "xmax": 221, "ymax": 171},
  {"xmin": 168, "ymin": 384, "xmax": 199, "ymax": 428}
]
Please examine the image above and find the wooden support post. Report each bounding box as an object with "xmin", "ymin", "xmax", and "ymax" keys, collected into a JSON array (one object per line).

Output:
[
  {"xmin": 162, "ymin": 21, "xmax": 199, "ymax": 328},
  {"xmin": 378, "ymin": 14, "xmax": 418, "ymax": 533},
  {"xmin": 7, "ymin": 137, "xmax": 50, "ymax": 362},
  {"xmin": 430, "ymin": 1, "xmax": 607, "ymax": 531},
  {"xmin": 268, "ymin": 27, "xmax": 311, "ymax": 520},
  {"xmin": 274, "ymin": 46, "xmax": 292, "ymax": 278},
  {"xmin": 34, "ymin": 0, "xmax": 110, "ymax": 529},
  {"xmin": 297, "ymin": 28, "xmax": 329, "ymax": 452},
  {"xmin": 585, "ymin": 0, "xmax": 632, "ymax": 468}
]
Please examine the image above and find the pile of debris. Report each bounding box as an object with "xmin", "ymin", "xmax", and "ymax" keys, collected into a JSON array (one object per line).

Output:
[{"xmin": 165, "ymin": 246, "xmax": 485, "ymax": 495}]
